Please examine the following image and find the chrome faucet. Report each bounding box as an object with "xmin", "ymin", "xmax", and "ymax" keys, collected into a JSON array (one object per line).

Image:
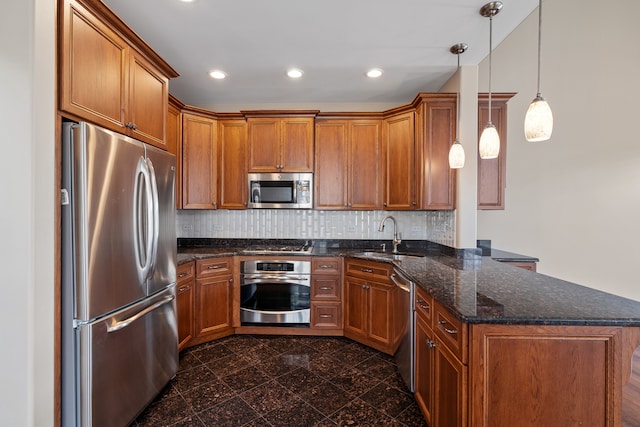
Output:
[{"xmin": 378, "ymin": 215, "xmax": 402, "ymax": 253}]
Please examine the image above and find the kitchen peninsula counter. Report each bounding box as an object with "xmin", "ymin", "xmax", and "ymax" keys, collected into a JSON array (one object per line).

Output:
[{"xmin": 178, "ymin": 243, "xmax": 640, "ymax": 326}]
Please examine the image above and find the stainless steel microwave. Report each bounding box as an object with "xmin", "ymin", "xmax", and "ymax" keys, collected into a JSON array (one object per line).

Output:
[{"xmin": 248, "ymin": 172, "xmax": 313, "ymax": 209}]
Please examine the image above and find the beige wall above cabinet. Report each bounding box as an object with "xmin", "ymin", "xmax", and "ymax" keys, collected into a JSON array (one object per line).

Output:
[
  {"xmin": 59, "ymin": 0, "xmax": 177, "ymax": 149},
  {"xmin": 246, "ymin": 114, "xmax": 316, "ymax": 172},
  {"xmin": 314, "ymin": 119, "xmax": 382, "ymax": 210},
  {"xmin": 477, "ymin": 93, "xmax": 515, "ymax": 210}
]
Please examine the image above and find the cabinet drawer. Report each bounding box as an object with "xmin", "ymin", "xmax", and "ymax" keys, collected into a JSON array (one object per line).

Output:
[
  {"xmin": 434, "ymin": 302, "xmax": 468, "ymax": 364},
  {"xmin": 311, "ymin": 302, "xmax": 342, "ymax": 329},
  {"xmin": 196, "ymin": 257, "xmax": 232, "ymax": 278},
  {"xmin": 345, "ymin": 258, "xmax": 392, "ymax": 281},
  {"xmin": 415, "ymin": 286, "xmax": 433, "ymax": 326},
  {"xmin": 177, "ymin": 261, "xmax": 195, "ymax": 283},
  {"xmin": 311, "ymin": 276, "xmax": 341, "ymax": 300},
  {"xmin": 312, "ymin": 257, "xmax": 342, "ymax": 274}
]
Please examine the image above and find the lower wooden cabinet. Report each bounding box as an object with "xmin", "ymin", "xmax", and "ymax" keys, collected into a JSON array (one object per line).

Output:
[
  {"xmin": 176, "ymin": 261, "xmax": 195, "ymax": 351},
  {"xmin": 470, "ymin": 324, "xmax": 631, "ymax": 427},
  {"xmin": 310, "ymin": 257, "xmax": 343, "ymax": 330},
  {"xmin": 344, "ymin": 258, "xmax": 396, "ymax": 354},
  {"xmin": 192, "ymin": 257, "xmax": 234, "ymax": 344},
  {"xmin": 414, "ymin": 287, "xmax": 467, "ymax": 427}
]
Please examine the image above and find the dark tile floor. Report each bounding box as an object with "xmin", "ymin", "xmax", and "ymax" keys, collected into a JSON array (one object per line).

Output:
[{"xmin": 132, "ymin": 335, "xmax": 427, "ymax": 426}]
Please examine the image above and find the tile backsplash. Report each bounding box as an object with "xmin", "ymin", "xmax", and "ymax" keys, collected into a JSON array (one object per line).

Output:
[{"xmin": 176, "ymin": 209, "xmax": 455, "ymax": 247}]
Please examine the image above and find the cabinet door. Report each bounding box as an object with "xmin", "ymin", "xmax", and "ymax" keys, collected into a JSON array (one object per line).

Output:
[
  {"xmin": 471, "ymin": 324, "xmax": 620, "ymax": 427},
  {"xmin": 349, "ymin": 120, "xmax": 382, "ymax": 209},
  {"xmin": 177, "ymin": 283, "xmax": 194, "ymax": 351},
  {"xmin": 281, "ymin": 117, "xmax": 314, "ymax": 172},
  {"xmin": 218, "ymin": 119, "xmax": 247, "ymax": 209},
  {"xmin": 417, "ymin": 97, "xmax": 456, "ymax": 210},
  {"xmin": 182, "ymin": 113, "xmax": 217, "ymax": 209},
  {"xmin": 128, "ymin": 51, "xmax": 168, "ymax": 148},
  {"xmin": 344, "ymin": 276, "xmax": 368, "ymax": 339},
  {"xmin": 195, "ymin": 275, "xmax": 232, "ymax": 338},
  {"xmin": 366, "ymin": 280, "xmax": 393, "ymax": 348},
  {"xmin": 383, "ymin": 112, "xmax": 416, "ymax": 210},
  {"xmin": 415, "ymin": 313, "xmax": 435, "ymax": 426},
  {"xmin": 60, "ymin": 0, "xmax": 128, "ymax": 131},
  {"xmin": 167, "ymin": 101, "xmax": 182, "ymax": 208},
  {"xmin": 314, "ymin": 120, "xmax": 348, "ymax": 209},
  {"xmin": 247, "ymin": 118, "xmax": 280, "ymax": 172},
  {"xmin": 477, "ymin": 94, "xmax": 511, "ymax": 210},
  {"xmin": 434, "ymin": 337, "xmax": 467, "ymax": 427}
]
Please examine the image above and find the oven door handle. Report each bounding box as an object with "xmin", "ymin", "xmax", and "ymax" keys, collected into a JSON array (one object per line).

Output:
[{"xmin": 242, "ymin": 275, "xmax": 309, "ymax": 281}]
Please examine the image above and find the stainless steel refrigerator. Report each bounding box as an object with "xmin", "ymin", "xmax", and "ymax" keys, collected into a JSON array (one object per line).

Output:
[{"xmin": 61, "ymin": 122, "xmax": 178, "ymax": 426}]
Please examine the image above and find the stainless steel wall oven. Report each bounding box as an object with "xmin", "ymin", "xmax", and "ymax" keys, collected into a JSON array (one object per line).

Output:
[{"xmin": 240, "ymin": 259, "xmax": 311, "ymax": 326}]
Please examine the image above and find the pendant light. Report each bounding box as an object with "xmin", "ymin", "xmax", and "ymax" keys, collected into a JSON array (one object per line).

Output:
[
  {"xmin": 449, "ymin": 43, "xmax": 468, "ymax": 169},
  {"xmin": 524, "ymin": 0, "xmax": 553, "ymax": 141},
  {"xmin": 479, "ymin": 2, "xmax": 502, "ymax": 160}
]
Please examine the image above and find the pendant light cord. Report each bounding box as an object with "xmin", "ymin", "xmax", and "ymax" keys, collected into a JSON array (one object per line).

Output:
[
  {"xmin": 488, "ymin": 14, "xmax": 493, "ymax": 124},
  {"xmin": 536, "ymin": 0, "xmax": 542, "ymax": 97},
  {"xmin": 456, "ymin": 54, "xmax": 460, "ymax": 138}
]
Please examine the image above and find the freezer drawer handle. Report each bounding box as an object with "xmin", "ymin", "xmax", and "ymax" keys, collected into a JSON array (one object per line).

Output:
[{"xmin": 107, "ymin": 295, "xmax": 175, "ymax": 333}]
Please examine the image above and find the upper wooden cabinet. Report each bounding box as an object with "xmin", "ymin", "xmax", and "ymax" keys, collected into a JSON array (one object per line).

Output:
[
  {"xmin": 59, "ymin": 0, "xmax": 177, "ymax": 149},
  {"xmin": 415, "ymin": 94, "xmax": 457, "ymax": 210},
  {"xmin": 167, "ymin": 96, "xmax": 183, "ymax": 208},
  {"xmin": 383, "ymin": 111, "xmax": 416, "ymax": 210},
  {"xmin": 477, "ymin": 93, "xmax": 515, "ymax": 210},
  {"xmin": 182, "ymin": 112, "xmax": 217, "ymax": 209},
  {"xmin": 217, "ymin": 119, "xmax": 248, "ymax": 209},
  {"xmin": 315, "ymin": 119, "xmax": 382, "ymax": 210},
  {"xmin": 246, "ymin": 115, "xmax": 315, "ymax": 172}
]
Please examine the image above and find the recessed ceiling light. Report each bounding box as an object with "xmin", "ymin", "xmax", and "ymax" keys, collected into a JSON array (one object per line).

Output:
[
  {"xmin": 287, "ymin": 68, "xmax": 304, "ymax": 78},
  {"xmin": 179, "ymin": 0, "xmax": 195, "ymax": 3},
  {"xmin": 366, "ymin": 68, "xmax": 383, "ymax": 78},
  {"xmin": 209, "ymin": 70, "xmax": 226, "ymax": 79}
]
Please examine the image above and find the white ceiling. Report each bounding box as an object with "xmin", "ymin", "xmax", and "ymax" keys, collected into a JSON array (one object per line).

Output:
[{"xmin": 102, "ymin": 0, "xmax": 538, "ymax": 112}]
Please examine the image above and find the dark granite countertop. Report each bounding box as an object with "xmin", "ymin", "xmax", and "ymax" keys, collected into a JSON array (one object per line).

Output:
[
  {"xmin": 177, "ymin": 239, "xmax": 640, "ymax": 327},
  {"xmin": 487, "ymin": 248, "xmax": 539, "ymax": 263}
]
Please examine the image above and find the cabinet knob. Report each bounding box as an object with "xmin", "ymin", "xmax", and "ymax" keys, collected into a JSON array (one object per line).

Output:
[
  {"xmin": 229, "ymin": 278, "xmax": 234, "ymax": 284},
  {"xmin": 426, "ymin": 338, "xmax": 436, "ymax": 349},
  {"xmin": 383, "ymin": 202, "xmax": 387, "ymax": 207}
]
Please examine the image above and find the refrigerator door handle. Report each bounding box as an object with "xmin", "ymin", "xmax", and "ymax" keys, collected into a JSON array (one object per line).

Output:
[
  {"xmin": 106, "ymin": 295, "xmax": 175, "ymax": 333},
  {"xmin": 134, "ymin": 157, "xmax": 154, "ymax": 283},
  {"xmin": 146, "ymin": 157, "xmax": 160, "ymax": 278}
]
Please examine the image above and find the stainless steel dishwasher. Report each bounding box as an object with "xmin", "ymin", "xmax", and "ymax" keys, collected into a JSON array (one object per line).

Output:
[{"xmin": 390, "ymin": 268, "xmax": 415, "ymax": 392}]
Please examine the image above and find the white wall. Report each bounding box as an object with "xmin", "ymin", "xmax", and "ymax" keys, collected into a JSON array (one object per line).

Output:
[
  {"xmin": 477, "ymin": 0, "xmax": 640, "ymax": 301},
  {"xmin": 0, "ymin": 0, "xmax": 56, "ymax": 425}
]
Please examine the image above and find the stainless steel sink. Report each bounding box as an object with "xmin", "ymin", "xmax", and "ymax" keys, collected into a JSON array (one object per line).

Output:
[{"xmin": 352, "ymin": 251, "xmax": 425, "ymax": 261}]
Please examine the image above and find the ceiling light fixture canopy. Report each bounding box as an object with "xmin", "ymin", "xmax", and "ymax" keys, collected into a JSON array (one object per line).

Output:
[
  {"xmin": 449, "ymin": 43, "xmax": 468, "ymax": 169},
  {"xmin": 524, "ymin": 0, "xmax": 553, "ymax": 142},
  {"xmin": 478, "ymin": 1, "xmax": 502, "ymax": 160},
  {"xmin": 286, "ymin": 68, "xmax": 304, "ymax": 78}
]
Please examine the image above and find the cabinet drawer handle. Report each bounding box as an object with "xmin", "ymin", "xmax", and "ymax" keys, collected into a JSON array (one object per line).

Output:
[
  {"xmin": 438, "ymin": 320, "xmax": 458, "ymax": 335},
  {"xmin": 178, "ymin": 285, "xmax": 191, "ymax": 292},
  {"xmin": 319, "ymin": 264, "xmax": 333, "ymax": 269},
  {"xmin": 360, "ymin": 268, "xmax": 373, "ymax": 273},
  {"xmin": 319, "ymin": 314, "xmax": 333, "ymax": 318},
  {"xmin": 319, "ymin": 287, "xmax": 333, "ymax": 290},
  {"xmin": 416, "ymin": 299, "xmax": 430, "ymax": 310},
  {"xmin": 178, "ymin": 272, "xmax": 189, "ymax": 278},
  {"xmin": 207, "ymin": 265, "xmax": 223, "ymax": 270}
]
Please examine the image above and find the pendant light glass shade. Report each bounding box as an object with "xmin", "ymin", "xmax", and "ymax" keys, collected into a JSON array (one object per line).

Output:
[
  {"xmin": 479, "ymin": 123, "xmax": 500, "ymax": 159},
  {"xmin": 449, "ymin": 139, "xmax": 465, "ymax": 168},
  {"xmin": 525, "ymin": 0, "xmax": 553, "ymax": 142},
  {"xmin": 524, "ymin": 95, "xmax": 553, "ymax": 141},
  {"xmin": 479, "ymin": 2, "xmax": 502, "ymax": 160}
]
